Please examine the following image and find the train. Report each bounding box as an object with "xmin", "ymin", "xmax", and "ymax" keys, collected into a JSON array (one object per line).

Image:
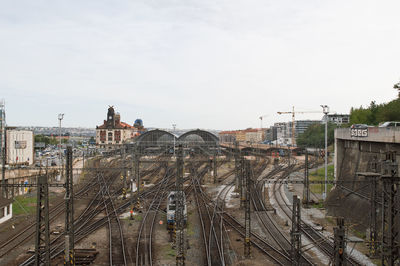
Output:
[{"xmin": 166, "ymin": 191, "xmax": 187, "ymax": 230}]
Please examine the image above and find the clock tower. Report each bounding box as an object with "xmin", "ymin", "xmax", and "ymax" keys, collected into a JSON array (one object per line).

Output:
[{"xmin": 106, "ymin": 106, "xmax": 115, "ymax": 128}]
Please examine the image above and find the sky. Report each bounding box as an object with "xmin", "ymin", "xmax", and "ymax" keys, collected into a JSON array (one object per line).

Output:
[{"xmin": 1, "ymin": 0, "xmax": 399, "ymax": 130}]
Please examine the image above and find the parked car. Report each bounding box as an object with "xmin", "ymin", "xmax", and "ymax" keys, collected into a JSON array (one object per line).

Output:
[
  {"xmin": 351, "ymin": 124, "xmax": 369, "ymax": 129},
  {"xmin": 379, "ymin": 121, "xmax": 400, "ymax": 128}
]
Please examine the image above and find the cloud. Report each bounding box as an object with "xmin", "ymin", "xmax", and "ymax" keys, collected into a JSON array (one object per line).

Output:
[{"xmin": 1, "ymin": 0, "xmax": 400, "ymax": 129}]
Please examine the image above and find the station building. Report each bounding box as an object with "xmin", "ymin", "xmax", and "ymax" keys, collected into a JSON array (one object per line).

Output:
[{"xmin": 96, "ymin": 106, "xmax": 145, "ymax": 149}]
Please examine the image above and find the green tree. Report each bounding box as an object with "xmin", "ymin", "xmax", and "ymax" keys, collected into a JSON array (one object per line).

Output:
[
  {"xmin": 350, "ymin": 98, "xmax": 400, "ymax": 125},
  {"xmin": 297, "ymin": 122, "xmax": 336, "ymax": 148}
]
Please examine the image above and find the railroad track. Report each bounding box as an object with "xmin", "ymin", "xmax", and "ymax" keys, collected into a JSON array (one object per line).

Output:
[
  {"xmin": 192, "ymin": 169, "xmax": 225, "ymax": 266},
  {"xmin": 190, "ymin": 158, "xmax": 292, "ymax": 266},
  {"xmin": 98, "ymin": 172, "xmax": 127, "ymax": 266},
  {"xmin": 134, "ymin": 167, "xmax": 172, "ymax": 266},
  {"xmin": 0, "ymin": 180, "xmax": 98, "ymax": 259},
  {"xmin": 271, "ymin": 161, "xmax": 361, "ymax": 265}
]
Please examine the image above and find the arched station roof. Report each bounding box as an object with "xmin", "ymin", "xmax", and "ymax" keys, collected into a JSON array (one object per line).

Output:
[
  {"xmin": 177, "ymin": 129, "xmax": 219, "ymax": 146},
  {"xmin": 135, "ymin": 129, "xmax": 177, "ymax": 148}
]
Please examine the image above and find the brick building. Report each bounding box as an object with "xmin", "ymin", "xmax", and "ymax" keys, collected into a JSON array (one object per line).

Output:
[{"xmin": 96, "ymin": 106, "xmax": 144, "ymax": 149}]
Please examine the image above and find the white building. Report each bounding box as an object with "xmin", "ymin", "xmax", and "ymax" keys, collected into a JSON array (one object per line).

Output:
[
  {"xmin": 6, "ymin": 129, "xmax": 34, "ymax": 165},
  {"xmin": 244, "ymin": 129, "xmax": 264, "ymax": 143},
  {"xmin": 0, "ymin": 197, "xmax": 12, "ymax": 224},
  {"xmin": 327, "ymin": 114, "xmax": 350, "ymax": 125}
]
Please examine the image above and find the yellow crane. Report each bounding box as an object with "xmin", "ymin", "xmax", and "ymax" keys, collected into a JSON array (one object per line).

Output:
[{"xmin": 277, "ymin": 106, "xmax": 321, "ymax": 146}]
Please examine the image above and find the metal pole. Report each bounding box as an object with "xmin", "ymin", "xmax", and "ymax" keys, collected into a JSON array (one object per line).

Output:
[
  {"xmin": 122, "ymin": 147, "xmax": 127, "ymax": 200},
  {"xmin": 58, "ymin": 114, "xmax": 64, "ymax": 181},
  {"xmin": 1, "ymin": 101, "xmax": 6, "ymax": 199},
  {"xmin": 369, "ymin": 174, "xmax": 378, "ymax": 258},
  {"xmin": 320, "ymin": 105, "xmax": 329, "ymax": 200},
  {"xmin": 213, "ymin": 153, "xmax": 217, "ymax": 184},
  {"xmin": 135, "ymin": 147, "xmax": 140, "ymax": 209},
  {"xmin": 324, "ymin": 114, "xmax": 327, "ymax": 200},
  {"xmin": 64, "ymin": 146, "xmax": 74, "ymax": 265},
  {"xmin": 333, "ymin": 217, "xmax": 346, "ymax": 266},
  {"xmin": 381, "ymin": 152, "xmax": 399, "ymax": 265},
  {"xmin": 244, "ymin": 160, "xmax": 251, "ymax": 258},
  {"xmin": 303, "ymin": 150, "xmax": 310, "ymax": 206},
  {"xmin": 291, "ymin": 195, "xmax": 301, "ymax": 265},
  {"xmin": 2, "ymin": 127, "xmax": 6, "ymax": 199},
  {"xmin": 173, "ymin": 124, "xmax": 176, "ymax": 157},
  {"xmin": 35, "ymin": 175, "xmax": 50, "ymax": 266},
  {"xmin": 176, "ymin": 144, "xmax": 185, "ymax": 265}
]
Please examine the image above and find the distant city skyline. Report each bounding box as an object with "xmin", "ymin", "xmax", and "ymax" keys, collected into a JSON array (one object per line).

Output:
[{"xmin": 1, "ymin": 1, "xmax": 399, "ymax": 130}]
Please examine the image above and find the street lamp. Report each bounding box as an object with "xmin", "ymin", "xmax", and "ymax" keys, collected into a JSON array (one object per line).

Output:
[
  {"xmin": 58, "ymin": 113, "xmax": 64, "ymax": 181},
  {"xmin": 320, "ymin": 105, "xmax": 329, "ymax": 200},
  {"xmin": 172, "ymin": 124, "xmax": 176, "ymax": 156}
]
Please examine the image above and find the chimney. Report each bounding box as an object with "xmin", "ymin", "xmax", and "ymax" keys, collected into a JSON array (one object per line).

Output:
[{"xmin": 115, "ymin": 113, "xmax": 121, "ymax": 124}]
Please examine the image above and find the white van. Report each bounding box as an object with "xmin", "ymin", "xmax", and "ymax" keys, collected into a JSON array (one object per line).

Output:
[{"xmin": 379, "ymin": 121, "xmax": 400, "ymax": 127}]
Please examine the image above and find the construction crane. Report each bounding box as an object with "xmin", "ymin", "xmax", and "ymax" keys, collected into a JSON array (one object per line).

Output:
[
  {"xmin": 259, "ymin": 114, "xmax": 269, "ymax": 129},
  {"xmin": 277, "ymin": 106, "xmax": 321, "ymax": 146}
]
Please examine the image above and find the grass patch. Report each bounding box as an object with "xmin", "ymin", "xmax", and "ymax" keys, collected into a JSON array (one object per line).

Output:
[
  {"xmin": 353, "ymin": 229, "xmax": 366, "ymax": 239},
  {"xmin": 186, "ymin": 222, "xmax": 195, "ymax": 237},
  {"xmin": 162, "ymin": 244, "xmax": 176, "ymax": 258},
  {"xmin": 309, "ymin": 164, "xmax": 334, "ymax": 195},
  {"xmin": 311, "ymin": 200, "xmax": 324, "ymax": 209},
  {"xmin": 13, "ymin": 194, "xmax": 37, "ymax": 215}
]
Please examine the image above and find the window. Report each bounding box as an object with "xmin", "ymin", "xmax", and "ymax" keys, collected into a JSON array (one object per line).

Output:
[
  {"xmin": 0, "ymin": 207, "xmax": 4, "ymax": 218},
  {"xmin": 6, "ymin": 205, "xmax": 10, "ymax": 215},
  {"xmin": 108, "ymin": 132, "xmax": 113, "ymax": 141}
]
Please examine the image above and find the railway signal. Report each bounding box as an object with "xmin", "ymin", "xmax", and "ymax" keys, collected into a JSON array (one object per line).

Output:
[{"xmin": 333, "ymin": 217, "xmax": 346, "ymax": 266}]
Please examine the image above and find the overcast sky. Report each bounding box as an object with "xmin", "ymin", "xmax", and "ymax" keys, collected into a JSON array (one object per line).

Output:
[{"xmin": 1, "ymin": 0, "xmax": 399, "ymax": 130}]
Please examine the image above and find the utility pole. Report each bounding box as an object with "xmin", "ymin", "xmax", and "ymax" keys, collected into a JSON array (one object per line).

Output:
[
  {"xmin": 243, "ymin": 160, "xmax": 251, "ymax": 258},
  {"xmin": 122, "ymin": 146, "xmax": 127, "ymax": 200},
  {"xmin": 134, "ymin": 145, "xmax": 140, "ymax": 210},
  {"xmin": 333, "ymin": 217, "xmax": 346, "ymax": 266},
  {"xmin": 234, "ymin": 141, "xmax": 240, "ymax": 191},
  {"xmin": 321, "ymin": 105, "xmax": 329, "ymax": 200},
  {"xmin": 381, "ymin": 152, "xmax": 399, "ymax": 265},
  {"xmin": 303, "ymin": 150, "xmax": 310, "ymax": 207},
  {"xmin": 213, "ymin": 152, "xmax": 217, "ymax": 184},
  {"xmin": 240, "ymin": 157, "xmax": 245, "ymax": 209},
  {"xmin": 172, "ymin": 124, "xmax": 176, "ymax": 157},
  {"xmin": 35, "ymin": 175, "xmax": 50, "ymax": 266},
  {"xmin": 58, "ymin": 113, "xmax": 64, "ymax": 181},
  {"xmin": 291, "ymin": 195, "xmax": 301, "ymax": 265},
  {"xmin": 362, "ymin": 171, "xmax": 380, "ymax": 258},
  {"xmin": 64, "ymin": 146, "xmax": 74, "ymax": 266},
  {"xmin": 1, "ymin": 130, "xmax": 6, "ymax": 199},
  {"xmin": 176, "ymin": 144, "xmax": 185, "ymax": 265},
  {"xmin": 1, "ymin": 100, "xmax": 6, "ymax": 199}
]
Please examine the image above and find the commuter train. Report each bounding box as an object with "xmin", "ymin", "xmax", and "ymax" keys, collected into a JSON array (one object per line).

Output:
[{"xmin": 166, "ymin": 191, "xmax": 187, "ymax": 230}]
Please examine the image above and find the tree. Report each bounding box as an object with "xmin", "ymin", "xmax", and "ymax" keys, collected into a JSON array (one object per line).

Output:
[
  {"xmin": 350, "ymin": 98, "xmax": 400, "ymax": 125},
  {"xmin": 297, "ymin": 123, "xmax": 336, "ymax": 148}
]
